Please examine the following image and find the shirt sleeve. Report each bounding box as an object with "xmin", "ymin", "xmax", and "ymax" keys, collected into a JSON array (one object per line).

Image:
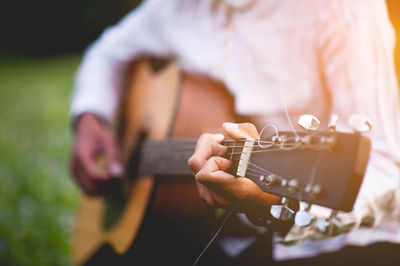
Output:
[
  {"xmin": 70, "ymin": 0, "xmax": 177, "ymax": 122},
  {"xmin": 282, "ymin": 0, "xmax": 400, "ymax": 245}
]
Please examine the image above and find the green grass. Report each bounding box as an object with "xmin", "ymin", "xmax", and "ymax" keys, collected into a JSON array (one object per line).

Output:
[{"xmin": 0, "ymin": 55, "xmax": 81, "ymax": 266}]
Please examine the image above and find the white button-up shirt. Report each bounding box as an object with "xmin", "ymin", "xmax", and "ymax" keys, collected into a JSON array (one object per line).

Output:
[{"xmin": 71, "ymin": 0, "xmax": 400, "ymax": 260}]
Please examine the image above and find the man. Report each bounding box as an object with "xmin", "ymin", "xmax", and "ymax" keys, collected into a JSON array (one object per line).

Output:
[{"xmin": 71, "ymin": 0, "xmax": 400, "ymax": 264}]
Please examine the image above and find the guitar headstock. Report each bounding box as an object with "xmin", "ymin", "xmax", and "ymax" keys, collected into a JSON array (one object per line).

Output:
[
  {"xmin": 239, "ymin": 131, "xmax": 370, "ymax": 211},
  {"xmin": 224, "ymin": 114, "xmax": 372, "ymax": 232}
]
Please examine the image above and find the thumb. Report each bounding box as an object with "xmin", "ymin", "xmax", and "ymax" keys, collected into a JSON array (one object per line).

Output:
[
  {"xmin": 103, "ymin": 134, "xmax": 123, "ymax": 178},
  {"xmin": 222, "ymin": 122, "xmax": 259, "ymax": 139}
]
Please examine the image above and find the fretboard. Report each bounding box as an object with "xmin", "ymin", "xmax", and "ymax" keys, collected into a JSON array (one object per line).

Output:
[
  {"xmin": 137, "ymin": 139, "xmax": 243, "ymax": 177},
  {"xmin": 138, "ymin": 139, "xmax": 197, "ymax": 176},
  {"xmin": 131, "ymin": 132, "xmax": 372, "ymax": 212}
]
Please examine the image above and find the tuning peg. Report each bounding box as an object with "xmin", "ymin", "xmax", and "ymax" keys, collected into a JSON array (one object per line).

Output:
[
  {"xmin": 316, "ymin": 210, "xmax": 342, "ymax": 236},
  {"xmin": 348, "ymin": 114, "xmax": 373, "ymax": 133},
  {"xmin": 328, "ymin": 114, "xmax": 338, "ymax": 132},
  {"xmin": 297, "ymin": 115, "xmax": 320, "ymax": 131},
  {"xmin": 295, "ymin": 203, "xmax": 313, "ymax": 227},
  {"xmin": 260, "ymin": 174, "xmax": 277, "ymax": 188},
  {"xmin": 287, "ymin": 179, "xmax": 299, "ymax": 194},
  {"xmin": 305, "ymin": 183, "xmax": 322, "ymax": 198},
  {"xmin": 270, "ymin": 197, "xmax": 295, "ymax": 221}
]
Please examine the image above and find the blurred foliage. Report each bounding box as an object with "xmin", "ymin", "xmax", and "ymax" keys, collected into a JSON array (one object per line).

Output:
[{"xmin": 0, "ymin": 55, "xmax": 81, "ymax": 265}]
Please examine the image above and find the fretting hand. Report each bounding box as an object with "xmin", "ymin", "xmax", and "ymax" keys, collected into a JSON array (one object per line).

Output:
[{"xmin": 188, "ymin": 122, "xmax": 280, "ymax": 213}]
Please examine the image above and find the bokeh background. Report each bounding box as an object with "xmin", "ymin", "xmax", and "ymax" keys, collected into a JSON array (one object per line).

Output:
[{"xmin": 0, "ymin": 1, "xmax": 399, "ymax": 265}]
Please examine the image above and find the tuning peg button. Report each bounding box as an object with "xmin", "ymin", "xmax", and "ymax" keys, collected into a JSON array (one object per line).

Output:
[
  {"xmin": 348, "ymin": 114, "xmax": 373, "ymax": 133},
  {"xmin": 328, "ymin": 114, "xmax": 338, "ymax": 132},
  {"xmin": 316, "ymin": 210, "xmax": 342, "ymax": 236},
  {"xmin": 316, "ymin": 217, "xmax": 330, "ymax": 233},
  {"xmin": 298, "ymin": 115, "xmax": 320, "ymax": 131},
  {"xmin": 295, "ymin": 204, "xmax": 313, "ymax": 227},
  {"xmin": 270, "ymin": 197, "xmax": 295, "ymax": 221},
  {"xmin": 295, "ymin": 210, "xmax": 313, "ymax": 227}
]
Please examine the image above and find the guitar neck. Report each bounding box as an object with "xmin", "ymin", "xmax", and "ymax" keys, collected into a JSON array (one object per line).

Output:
[
  {"xmin": 138, "ymin": 139, "xmax": 197, "ymax": 176},
  {"xmin": 137, "ymin": 139, "xmax": 243, "ymax": 177},
  {"xmin": 135, "ymin": 132, "xmax": 370, "ymax": 212}
]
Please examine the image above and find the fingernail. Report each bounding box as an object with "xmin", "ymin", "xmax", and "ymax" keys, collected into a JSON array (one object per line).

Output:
[
  {"xmin": 213, "ymin": 133, "xmax": 225, "ymax": 142},
  {"xmin": 109, "ymin": 162, "xmax": 123, "ymax": 177},
  {"xmin": 223, "ymin": 122, "xmax": 239, "ymax": 131}
]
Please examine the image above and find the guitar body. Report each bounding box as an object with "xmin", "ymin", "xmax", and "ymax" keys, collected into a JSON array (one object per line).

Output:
[{"xmin": 71, "ymin": 59, "xmax": 236, "ymax": 265}]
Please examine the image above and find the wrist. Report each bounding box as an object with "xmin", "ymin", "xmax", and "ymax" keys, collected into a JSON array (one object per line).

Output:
[{"xmin": 71, "ymin": 112, "xmax": 109, "ymax": 132}]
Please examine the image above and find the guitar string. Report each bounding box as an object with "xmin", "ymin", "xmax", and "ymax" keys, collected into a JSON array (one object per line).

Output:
[
  {"xmin": 141, "ymin": 143, "xmax": 307, "ymax": 155},
  {"xmin": 142, "ymin": 134, "xmax": 327, "ymax": 150},
  {"xmin": 231, "ymin": 159, "xmax": 287, "ymax": 183},
  {"xmin": 169, "ymin": 67, "xmax": 324, "ymax": 264},
  {"xmin": 142, "ymin": 133, "xmax": 328, "ymax": 156},
  {"xmin": 139, "ymin": 60, "xmax": 327, "ymax": 262},
  {"xmin": 142, "ymin": 141, "xmax": 328, "ymax": 153},
  {"xmin": 307, "ymin": 151, "xmax": 325, "ymax": 188},
  {"xmin": 140, "ymin": 145, "xmax": 330, "ymax": 164},
  {"xmin": 192, "ymin": 201, "xmax": 239, "ymax": 266},
  {"xmin": 232, "ymin": 151, "xmax": 331, "ymax": 205},
  {"xmin": 192, "ymin": 170, "xmax": 267, "ymax": 266},
  {"xmin": 140, "ymin": 145, "xmax": 331, "ymax": 167},
  {"xmin": 193, "ymin": 146, "xmax": 325, "ymax": 264},
  {"xmin": 277, "ymin": 59, "xmax": 299, "ymax": 138},
  {"xmin": 231, "ymin": 155, "xmax": 309, "ymax": 190},
  {"xmin": 141, "ymin": 136, "xmax": 305, "ymax": 150},
  {"xmin": 142, "ymin": 139, "xmax": 278, "ymax": 149},
  {"xmin": 277, "ymin": 67, "xmax": 329, "ymax": 209},
  {"xmin": 144, "ymin": 136, "xmax": 301, "ymax": 146}
]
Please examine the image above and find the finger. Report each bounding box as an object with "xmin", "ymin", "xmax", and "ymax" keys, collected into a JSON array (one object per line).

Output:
[
  {"xmin": 205, "ymin": 191, "xmax": 233, "ymax": 208},
  {"xmin": 71, "ymin": 157, "xmax": 102, "ymax": 194},
  {"xmin": 102, "ymin": 133, "xmax": 123, "ymax": 178},
  {"xmin": 195, "ymin": 156, "xmax": 233, "ymax": 184},
  {"xmin": 222, "ymin": 122, "xmax": 259, "ymax": 139},
  {"xmin": 78, "ymin": 149, "xmax": 110, "ymax": 181},
  {"xmin": 196, "ymin": 182, "xmax": 233, "ymax": 208},
  {"xmin": 188, "ymin": 133, "xmax": 226, "ymax": 174}
]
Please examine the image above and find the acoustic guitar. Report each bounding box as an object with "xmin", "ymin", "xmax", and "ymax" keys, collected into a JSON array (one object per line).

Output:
[{"xmin": 71, "ymin": 59, "xmax": 371, "ymax": 265}]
